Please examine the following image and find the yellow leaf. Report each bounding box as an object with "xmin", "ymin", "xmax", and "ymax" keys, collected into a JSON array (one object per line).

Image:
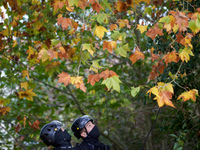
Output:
[
  {"xmin": 82, "ymin": 44, "xmax": 95, "ymax": 56},
  {"xmin": 21, "ymin": 82, "xmax": 29, "ymax": 90},
  {"xmin": 137, "ymin": 25, "xmax": 148, "ymax": 33},
  {"xmin": 71, "ymin": 76, "xmax": 86, "ymax": 92},
  {"xmin": 164, "ymin": 23, "xmax": 171, "ymax": 32},
  {"xmin": 94, "ymin": 26, "xmax": 108, "ymax": 40},
  {"xmin": 147, "ymin": 86, "xmax": 159, "ymax": 97},
  {"xmin": 177, "ymin": 89, "xmax": 198, "ymax": 102},
  {"xmin": 21, "ymin": 70, "xmax": 30, "ymax": 80},
  {"xmin": 19, "ymin": 89, "xmax": 37, "ymax": 101},
  {"xmin": 173, "ymin": 24, "xmax": 179, "ymax": 33},
  {"xmin": 179, "ymin": 47, "xmax": 194, "ymax": 63},
  {"xmin": 157, "ymin": 82, "xmax": 174, "ymax": 94}
]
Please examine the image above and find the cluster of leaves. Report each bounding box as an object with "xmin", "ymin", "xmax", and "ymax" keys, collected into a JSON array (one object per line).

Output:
[{"xmin": 0, "ymin": 0, "xmax": 200, "ymax": 149}]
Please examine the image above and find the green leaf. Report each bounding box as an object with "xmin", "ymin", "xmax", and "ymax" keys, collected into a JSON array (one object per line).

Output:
[
  {"xmin": 82, "ymin": 44, "xmax": 95, "ymax": 56},
  {"xmin": 131, "ymin": 86, "xmax": 140, "ymax": 97},
  {"xmin": 89, "ymin": 60, "xmax": 103, "ymax": 73},
  {"xmin": 158, "ymin": 16, "xmax": 170, "ymax": 24},
  {"xmin": 96, "ymin": 13, "xmax": 109, "ymax": 24},
  {"xmin": 102, "ymin": 0, "xmax": 112, "ymax": 12},
  {"xmin": 51, "ymin": 39, "xmax": 60, "ymax": 46},
  {"xmin": 68, "ymin": 0, "xmax": 78, "ymax": 7},
  {"xmin": 101, "ymin": 76, "xmax": 122, "ymax": 92},
  {"xmin": 115, "ymin": 44, "xmax": 130, "ymax": 57},
  {"xmin": 189, "ymin": 20, "xmax": 200, "ymax": 34}
]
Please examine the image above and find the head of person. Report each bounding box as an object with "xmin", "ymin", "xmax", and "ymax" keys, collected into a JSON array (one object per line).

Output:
[
  {"xmin": 40, "ymin": 120, "xmax": 71, "ymax": 148},
  {"xmin": 71, "ymin": 115, "xmax": 100, "ymax": 139}
]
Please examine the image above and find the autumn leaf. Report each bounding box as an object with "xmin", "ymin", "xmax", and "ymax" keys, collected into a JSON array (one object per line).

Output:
[
  {"xmin": 129, "ymin": 48, "xmax": 145, "ymax": 64},
  {"xmin": 37, "ymin": 48, "xmax": 50, "ymax": 62},
  {"xmin": 117, "ymin": 19, "xmax": 129, "ymax": 28},
  {"xmin": 110, "ymin": 24, "xmax": 118, "ymax": 31},
  {"xmin": 18, "ymin": 89, "xmax": 37, "ymax": 101},
  {"xmin": 146, "ymin": 24, "xmax": 164, "ymax": 40},
  {"xmin": 177, "ymin": 89, "xmax": 198, "ymax": 102},
  {"xmin": 162, "ymin": 51, "xmax": 180, "ymax": 65},
  {"xmin": 30, "ymin": 120, "xmax": 41, "ymax": 130},
  {"xmin": 155, "ymin": 91, "xmax": 175, "ymax": 108},
  {"xmin": 92, "ymin": 2, "xmax": 104, "ymax": 14},
  {"xmin": 94, "ymin": 26, "xmax": 108, "ymax": 40},
  {"xmin": 82, "ymin": 43, "xmax": 95, "ymax": 56},
  {"xmin": 137, "ymin": 24, "xmax": 148, "ymax": 33},
  {"xmin": 78, "ymin": 0, "xmax": 87, "ymax": 10},
  {"xmin": 21, "ymin": 70, "xmax": 30, "ymax": 80},
  {"xmin": 57, "ymin": 16, "xmax": 72, "ymax": 30},
  {"xmin": 58, "ymin": 71, "xmax": 71, "ymax": 86},
  {"xmin": 179, "ymin": 47, "xmax": 194, "ymax": 62},
  {"xmin": 157, "ymin": 82, "xmax": 174, "ymax": 94},
  {"xmin": 189, "ymin": 20, "xmax": 200, "ymax": 34},
  {"xmin": 103, "ymin": 41, "xmax": 116, "ymax": 53},
  {"xmin": 71, "ymin": 76, "xmax": 86, "ymax": 92},
  {"xmin": 99, "ymin": 70, "xmax": 118, "ymax": 80},
  {"xmin": 14, "ymin": 123, "xmax": 21, "ymax": 133},
  {"xmin": 0, "ymin": 106, "xmax": 11, "ymax": 116},
  {"xmin": 87, "ymin": 74, "xmax": 100, "ymax": 86},
  {"xmin": 47, "ymin": 49, "xmax": 58, "ymax": 61},
  {"xmin": 21, "ymin": 82, "xmax": 29, "ymax": 90},
  {"xmin": 102, "ymin": 76, "xmax": 122, "ymax": 92},
  {"xmin": 116, "ymin": 1, "xmax": 127, "ymax": 12}
]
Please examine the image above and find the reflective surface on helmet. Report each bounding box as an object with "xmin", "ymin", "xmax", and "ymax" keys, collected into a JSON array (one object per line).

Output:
[{"xmin": 51, "ymin": 120, "xmax": 62, "ymax": 131}]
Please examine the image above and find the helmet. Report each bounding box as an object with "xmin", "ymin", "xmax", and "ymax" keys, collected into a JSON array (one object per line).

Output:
[
  {"xmin": 40, "ymin": 121, "xmax": 62, "ymax": 146},
  {"xmin": 71, "ymin": 115, "xmax": 93, "ymax": 139}
]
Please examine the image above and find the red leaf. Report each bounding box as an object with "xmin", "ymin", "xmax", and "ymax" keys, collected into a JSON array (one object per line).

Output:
[
  {"xmin": 99, "ymin": 70, "xmax": 118, "ymax": 80},
  {"xmin": 146, "ymin": 24, "xmax": 164, "ymax": 40},
  {"xmin": 87, "ymin": 74, "xmax": 100, "ymax": 86},
  {"xmin": 92, "ymin": 2, "xmax": 104, "ymax": 14}
]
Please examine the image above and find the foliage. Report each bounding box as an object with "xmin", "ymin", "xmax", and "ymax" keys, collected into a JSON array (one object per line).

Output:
[{"xmin": 0, "ymin": 0, "xmax": 200, "ymax": 149}]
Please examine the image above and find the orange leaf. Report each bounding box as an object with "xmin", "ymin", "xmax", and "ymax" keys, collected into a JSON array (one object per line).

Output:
[
  {"xmin": 58, "ymin": 71, "xmax": 71, "ymax": 86},
  {"xmin": 162, "ymin": 51, "xmax": 180, "ymax": 65},
  {"xmin": 116, "ymin": 1, "xmax": 127, "ymax": 12},
  {"xmin": 57, "ymin": 16, "xmax": 72, "ymax": 30},
  {"xmin": 146, "ymin": 24, "xmax": 164, "ymax": 40},
  {"xmin": 157, "ymin": 91, "xmax": 175, "ymax": 108},
  {"xmin": 92, "ymin": 2, "xmax": 104, "ymax": 14},
  {"xmin": 53, "ymin": 1, "xmax": 64, "ymax": 11},
  {"xmin": 78, "ymin": 0, "xmax": 87, "ymax": 10},
  {"xmin": 47, "ymin": 49, "xmax": 58, "ymax": 60},
  {"xmin": 129, "ymin": 48, "xmax": 145, "ymax": 65},
  {"xmin": 99, "ymin": 70, "xmax": 118, "ymax": 80},
  {"xmin": 177, "ymin": 89, "xmax": 198, "ymax": 102},
  {"xmin": 30, "ymin": 120, "xmax": 41, "ymax": 130},
  {"xmin": 110, "ymin": 24, "xmax": 118, "ymax": 31},
  {"xmin": 103, "ymin": 41, "xmax": 112, "ymax": 53},
  {"xmin": 0, "ymin": 106, "xmax": 11, "ymax": 116},
  {"xmin": 71, "ymin": 76, "xmax": 86, "ymax": 92},
  {"xmin": 87, "ymin": 74, "xmax": 100, "ymax": 86}
]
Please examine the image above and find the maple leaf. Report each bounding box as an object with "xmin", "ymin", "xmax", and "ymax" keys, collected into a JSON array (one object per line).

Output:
[
  {"xmin": 156, "ymin": 91, "xmax": 175, "ymax": 108},
  {"xmin": 162, "ymin": 51, "xmax": 180, "ymax": 65},
  {"xmin": 26, "ymin": 46, "xmax": 36, "ymax": 60},
  {"xmin": 137, "ymin": 24, "xmax": 148, "ymax": 33},
  {"xmin": 117, "ymin": 19, "xmax": 129, "ymax": 28},
  {"xmin": 30, "ymin": 120, "xmax": 41, "ymax": 130},
  {"xmin": 87, "ymin": 74, "xmax": 100, "ymax": 86},
  {"xmin": 45, "ymin": 62, "xmax": 60, "ymax": 73},
  {"xmin": 110, "ymin": 24, "xmax": 118, "ymax": 31},
  {"xmin": 78, "ymin": 0, "xmax": 87, "ymax": 10},
  {"xmin": 177, "ymin": 89, "xmax": 198, "ymax": 102},
  {"xmin": 18, "ymin": 89, "xmax": 37, "ymax": 101},
  {"xmin": 47, "ymin": 49, "xmax": 58, "ymax": 60},
  {"xmin": 157, "ymin": 82, "xmax": 174, "ymax": 94},
  {"xmin": 174, "ymin": 11, "xmax": 189, "ymax": 32},
  {"xmin": 94, "ymin": 26, "xmax": 108, "ymax": 40},
  {"xmin": 0, "ymin": 106, "xmax": 11, "ymax": 116},
  {"xmin": 82, "ymin": 43, "xmax": 95, "ymax": 56},
  {"xmin": 37, "ymin": 48, "xmax": 50, "ymax": 62},
  {"xmin": 179, "ymin": 47, "xmax": 194, "ymax": 62},
  {"xmin": 99, "ymin": 70, "xmax": 118, "ymax": 80},
  {"xmin": 101, "ymin": 76, "xmax": 122, "ymax": 92},
  {"xmin": 71, "ymin": 76, "xmax": 86, "ymax": 92},
  {"xmin": 129, "ymin": 48, "xmax": 145, "ymax": 64},
  {"xmin": 53, "ymin": 1, "xmax": 65, "ymax": 11},
  {"xmin": 103, "ymin": 41, "xmax": 116, "ymax": 53},
  {"xmin": 115, "ymin": 44, "xmax": 130, "ymax": 57},
  {"xmin": 146, "ymin": 24, "xmax": 164, "ymax": 40},
  {"xmin": 92, "ymin": 2, "xmax": 104, "ymax": 14},
  {"xmin": 57, "ymin": 16, "xmax": 72, "ymax": 30},
  {"xmin": 116, "ymin": 1, "xmax": 127, "ymax": 12},
  {"xmin": 58, "ymin": 71, "xmax": 71, "ymax": 86},
  {"xmin": 131, "ymin": 86, "xmax": 140, "ymax": 97},
  {"xmin": 21, "ymin": 70, "xmax": 30, "ymax": 80},
  {"xmin": 89, "ymin": 60, "xmax": 103, "ymax": 73},
  {"xmin": 21, "ymin": 82, "xmax": 28, "ymax": 90}
]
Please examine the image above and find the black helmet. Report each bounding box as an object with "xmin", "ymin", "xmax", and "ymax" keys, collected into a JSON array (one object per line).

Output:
[
  {"xmin": 71, "ymin": 115, "xmax": 93, "ymax": 139},
  {"xmin": 40, "ymin": 121, "xmax": 62, "ymax": 146}
]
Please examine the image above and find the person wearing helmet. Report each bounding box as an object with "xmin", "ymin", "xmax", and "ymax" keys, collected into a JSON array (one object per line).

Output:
[
  {"xmin": 40, "ymin": 120, "xmax": 72, "ymax": 150},
  {"xmin": 71, "ymin": 115, "xmax": 110, "ymax": 150}
]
